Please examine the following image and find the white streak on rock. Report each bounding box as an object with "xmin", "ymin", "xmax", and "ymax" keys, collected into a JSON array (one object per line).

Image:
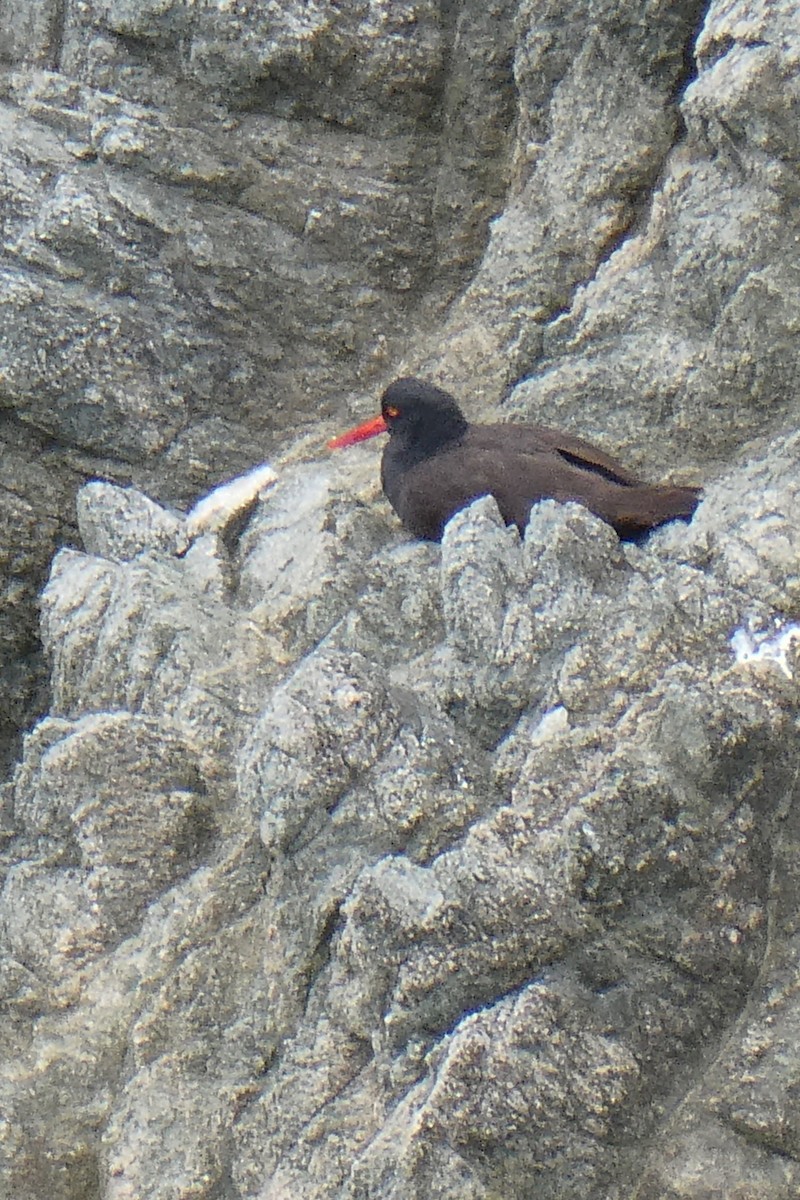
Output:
[
  {"xmin": 185, "ymin": 463, "xmax": 277, "ymax": 541},
  {"xmin": 730, "ymin": 623, "xmax": 800, "ymax": 679}
]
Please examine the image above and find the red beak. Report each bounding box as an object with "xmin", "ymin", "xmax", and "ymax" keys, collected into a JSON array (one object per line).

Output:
[{"xmin": 327, "ymin": 414, "xmax": 388, "ymax": 450}]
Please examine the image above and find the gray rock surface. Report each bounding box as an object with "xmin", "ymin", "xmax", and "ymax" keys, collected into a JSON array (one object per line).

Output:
[{"xmin": 3, "ymin": 1, "xmax": 800, "ymax": 1198}]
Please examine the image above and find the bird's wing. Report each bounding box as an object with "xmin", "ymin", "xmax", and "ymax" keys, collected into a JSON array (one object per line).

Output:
[{"xmin": 471, "ymin": 423, "xmax": 642, "ymax": 487}]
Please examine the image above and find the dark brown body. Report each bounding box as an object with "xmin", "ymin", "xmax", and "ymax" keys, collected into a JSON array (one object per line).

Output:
[
  {"xmin": 330, "ymin": 378, "xmax": 701, "ymax": 542},
  {"xmin": 381, "ymin": 419, "xmax": 700, "ymax": 542}
]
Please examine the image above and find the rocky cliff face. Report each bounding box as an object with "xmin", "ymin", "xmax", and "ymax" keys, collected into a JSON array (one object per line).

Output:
[{"xmin": 2, "ymin": 2, "xmax": 800, "ymax": 1198}]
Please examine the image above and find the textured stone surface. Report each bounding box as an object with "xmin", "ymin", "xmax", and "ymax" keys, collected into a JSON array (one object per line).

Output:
[
  {"xmin": 0, "ymin": 0, "xmax": 516, "ymax": 761},
  {"xmin": 2, "ymin": 1, "xmax": 800, "ymax": 1198}
]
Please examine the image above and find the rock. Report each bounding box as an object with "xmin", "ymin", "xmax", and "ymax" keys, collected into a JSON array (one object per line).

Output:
[
  {"xmin": 77, "ymin": 481, "xmax": 184, "ymax": 560},
  {"xmin": 3, "ymin": 2, "xmax": 800, "ymax": 1198}
]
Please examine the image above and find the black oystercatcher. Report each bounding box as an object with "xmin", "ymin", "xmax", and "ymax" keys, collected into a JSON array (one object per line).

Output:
[{"xmin": 328, "ymin": 377, "xmax": 701, "ymax": 541}]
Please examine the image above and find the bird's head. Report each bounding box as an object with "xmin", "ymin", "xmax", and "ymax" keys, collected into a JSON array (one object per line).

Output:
[{"xmin": 329, "ymin": 377, "xmax": 467, "ymax": 451}]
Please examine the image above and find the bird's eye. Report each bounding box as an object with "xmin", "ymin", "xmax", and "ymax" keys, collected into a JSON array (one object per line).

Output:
[{"xmin": 385, "ymin": 405, "xmax": 400, "ymax": 419}]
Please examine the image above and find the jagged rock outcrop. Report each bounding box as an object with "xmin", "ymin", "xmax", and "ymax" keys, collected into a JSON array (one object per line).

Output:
[
  {"xmin": 2, "ymin": 446, "xmax": 800, "ymax": 1199},
  {"xmin": 3, "ymin": 1, "xmax": 800, "ymax": 1198}
]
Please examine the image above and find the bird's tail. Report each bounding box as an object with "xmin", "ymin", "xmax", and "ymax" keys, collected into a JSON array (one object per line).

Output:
[{"xmin": 612, "ymin": 484, "xmax": 702, "ymax": 540}]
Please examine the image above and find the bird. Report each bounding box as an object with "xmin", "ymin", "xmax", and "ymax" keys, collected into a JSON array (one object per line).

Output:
[{"xmin": 328, "ymin": 377, "xmax": 701, "ymax": 542}]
